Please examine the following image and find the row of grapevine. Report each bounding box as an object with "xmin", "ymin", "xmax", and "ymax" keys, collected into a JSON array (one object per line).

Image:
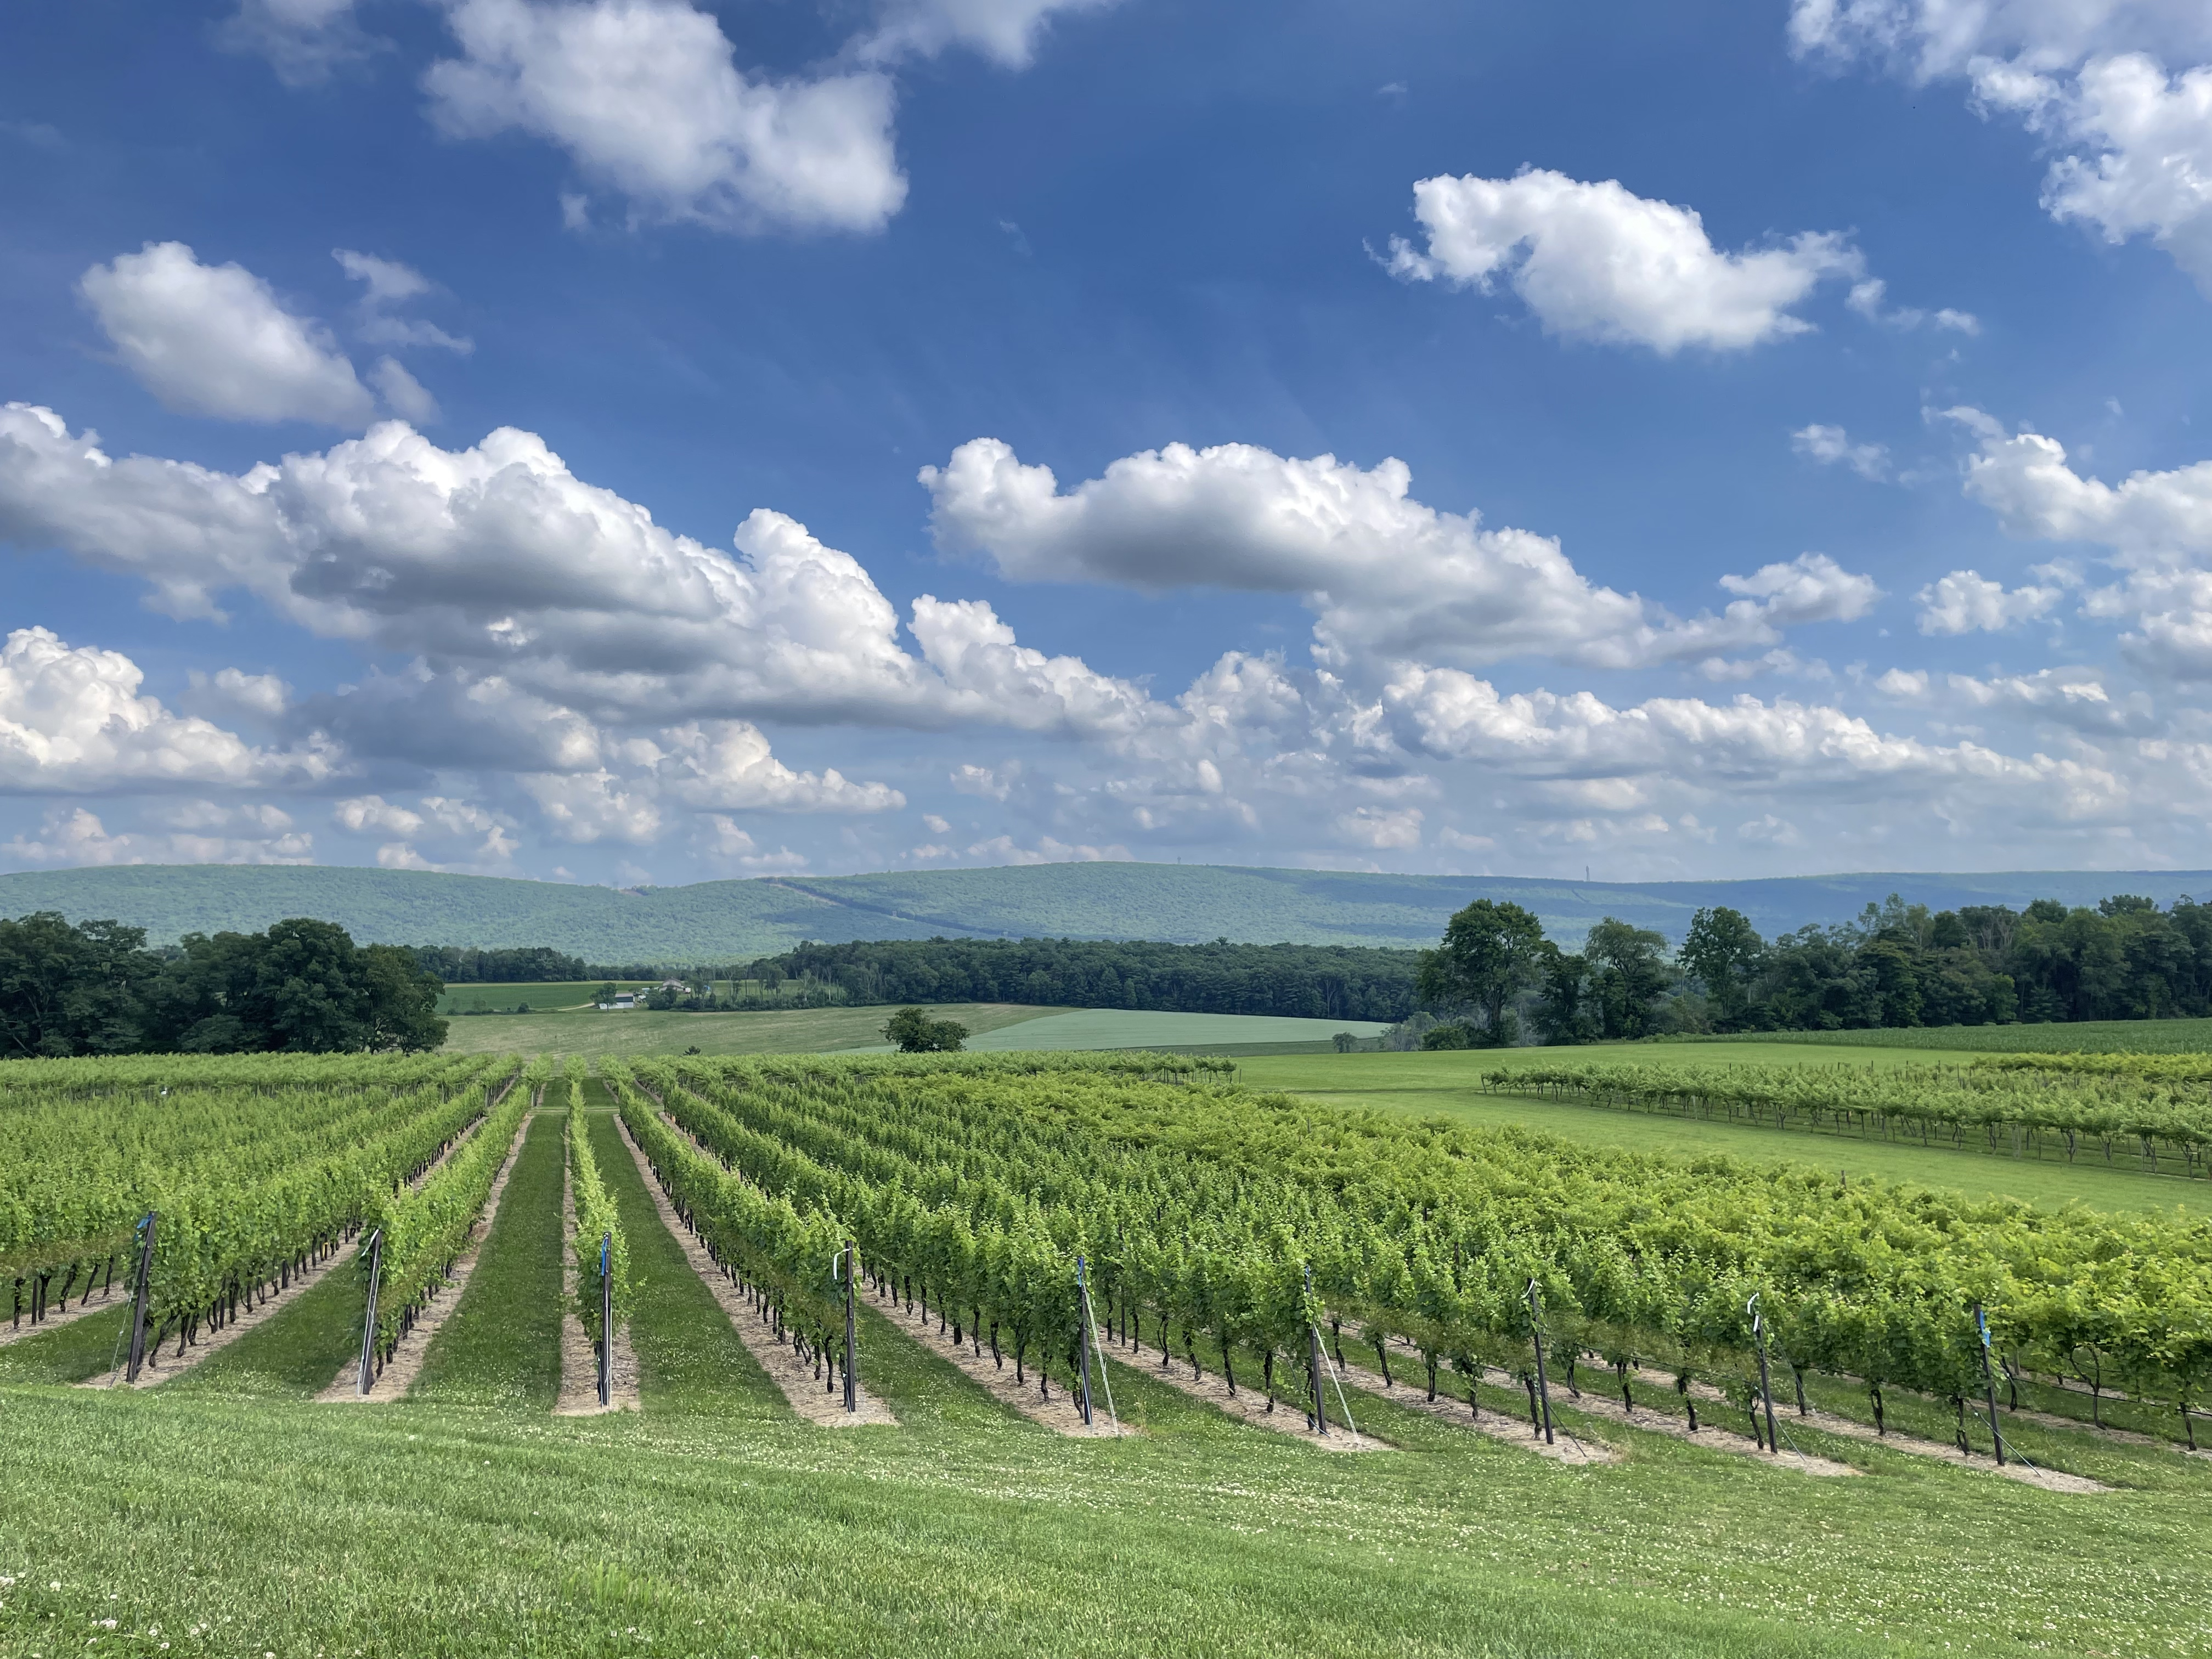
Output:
[
  {"xmin": 364, "ymin": 1058, "xmax": 543, "ymax": 1368},
  {"xmin": 565, "ymin": 1075, "xmax": 631, "ymax": 1346},
  {"xmin": 5, "ymin": 1055, "xmax": 518, "ymax": 1355},
  {"xmin": 605, "ymin": 1065, "xmax": 854, "ymax": 1390},
  {"xmin": 632, "ymin": 1053, "xmax": 2212, "ymax": 1450},
  {"xmin": 1487, "ymin": 1058, "xmax": 2212, "ymax": 1173}
]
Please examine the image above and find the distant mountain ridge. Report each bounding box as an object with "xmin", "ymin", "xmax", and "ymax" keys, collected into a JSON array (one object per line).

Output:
[{"xmin": 4, "ymin": 861, "xmax": 2209, "ymax": 961}]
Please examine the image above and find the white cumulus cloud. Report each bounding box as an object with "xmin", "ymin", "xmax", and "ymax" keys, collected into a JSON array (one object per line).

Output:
[
  {"xmin": 1916, "ymin": 568, "xmax": 2067, "ymax": 633},
  {"xmin": 0, "ymin": 627, "xmax": 337, "ymax": 793},
  {"xmin": 1793, "ymin": 422, "xmax": 1892, "ymax": 479},
  {"xmin": 425, "ymin": 0, "xmax": 907, "ymax": 235},
  {"xmin": 1381, "ymin": 168, "xmax": 1866, "ymax": 352},
  {"xmin": 859, "ymin": 0, "xmax": 1116, "ymax": 66},
  {"xmin": 3, "ymin": 805, "xmax": 314, "ymax": 867},
  {"xmin": 923, "ymin": 437, "xmax": 1878, "ymax": 670},
  {"xmin": 79, "ymin": 242, "xmax": 375, "ymax": 426}
]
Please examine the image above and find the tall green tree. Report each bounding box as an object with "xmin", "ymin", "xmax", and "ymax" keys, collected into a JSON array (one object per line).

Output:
[
  {"xmin": 1417, "ymin": 900, "xmax": 1548, "ymax": 1042},
  {"xmin": 1680, "ymin": 906, "xmax": 1763, "ymax": 1030},
  {"xmin": 1584, "ymin": 917, "xmax": 1675, "ymax": 1039},
  {"xmin": 0, "ymin": 912, "xmax": 159, "ymax": 1058}
]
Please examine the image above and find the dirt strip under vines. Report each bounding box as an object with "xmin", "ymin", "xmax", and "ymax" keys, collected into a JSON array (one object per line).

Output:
[
  {"xmin": 317, "ymin": 1106, "xmax": 537, "ymax": 1406},
  {"xmin": 555, "ymin": 1146, "xmax": 638, "ymax": 1417},
  {"xmin": 613, "ymin": 1111, "xmax": 894, "ymax": 1427},
  {"xmin": 873, "ymin": 1291, "xmax": 1126, "ymax": 1437},
  {"xmin": 1, "ymin": 1276, "xmax": 130, "ymax": 1347},
  {"xmin": 1094, "ymin": 1329, "xmax": 1389, "ymax": 1452}
]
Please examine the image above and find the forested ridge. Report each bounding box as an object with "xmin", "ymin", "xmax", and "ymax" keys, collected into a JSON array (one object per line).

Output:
[{"xmin": 749, "ymin": 937, "xmax": 1422, "ymax": 1021}]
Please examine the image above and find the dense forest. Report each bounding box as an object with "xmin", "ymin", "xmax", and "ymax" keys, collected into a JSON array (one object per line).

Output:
[
  {"xmin": 1412, "ymin": 890, "xmax": 2212, "ymax": 1046},
  {"xmin": 749, "ymin": 937, "xmax": 1423, "ymax": 1021},
  {"xmin": 1, "ymin": 911, "xmax": 448, "ymax": 1058},
  {"xmin": 408, "ymin": 944, "xmax": 589, "ymax": 983}
]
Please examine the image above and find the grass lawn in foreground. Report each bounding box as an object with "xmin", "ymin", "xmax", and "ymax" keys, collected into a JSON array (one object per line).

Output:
[
  {"xmin": 1238, "ymin": 1049, "xmax": 2202, "ymax": 1215},
  {"xmin": 439, "ymin": 1000, "xmax": 1056, "ymax": 1056}
]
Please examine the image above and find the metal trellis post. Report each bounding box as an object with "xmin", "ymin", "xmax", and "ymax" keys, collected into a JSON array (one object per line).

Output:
[
  {"xmin": 843, "ymin": 1242, "xmax": 858, "ymax": 1414},
  {"xmin": 1976, "ymin": 1305, "xmax": 2006, "ymax": 1466},
  {"xmin": 1075, "ymin": 1254, "xmax": 1094, "ymax": 1427},
  {"xmin": 357, "ymin": 1228, "xmax": 383, "ymax": 1395},
  {"xmin": 599, "ymin": 1231, "xmax": 612, "ymax": 1407},
  {"xmin": 123, "ymin": 1211, "xmax": 158, "ymax": 1385},
  {"xmin": 1527, "ymin": 1278, "xmax": 1555, "ymax": 1446},
  {"xmin": 1306, "ymin": 1264, "xmax": 1329, "ymax": 1437},
  {"xmin": 1750, "ymin": 1293, "xmax": 1778, "ymax": 1455}
]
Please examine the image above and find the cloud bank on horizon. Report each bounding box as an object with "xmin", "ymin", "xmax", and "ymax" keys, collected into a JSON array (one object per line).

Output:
[{"xmin": 4, "ymin": 0, "xmax": 2212, "ymax": 889}]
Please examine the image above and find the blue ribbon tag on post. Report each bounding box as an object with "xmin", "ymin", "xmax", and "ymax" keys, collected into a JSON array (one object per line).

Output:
[{"xmin": 600, "ymin": 1236, "xmax": 610, "ymax": 1278}]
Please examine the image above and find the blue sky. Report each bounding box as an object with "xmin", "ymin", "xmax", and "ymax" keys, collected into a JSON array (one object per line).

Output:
[{"xmin": 7, "ymin": 0, "xmax": 2212, "ymax": 887}]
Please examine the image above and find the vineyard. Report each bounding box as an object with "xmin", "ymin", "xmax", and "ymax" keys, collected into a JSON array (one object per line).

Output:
[
  {"xmin": 1485, "ymin": 1054, "xmax": 2212, "ymax": 1179},
  {"xmin": 5, "ymin": 1047, "xmax": 2212, "ymax": 1658}
]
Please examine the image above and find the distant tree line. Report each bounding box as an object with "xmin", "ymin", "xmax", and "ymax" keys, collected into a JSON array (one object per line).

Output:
[
  {"xmin": 408, "ymin": 944, "xmax": 589, "ymax": 983},
  {"xmin": 1411, "ymin": 890, "xmax": 2212, "ymax": 1046},
  {"xmin": 1, "ymin": 911, "xmax": 448, "ymax": 1058},
  {"xmin": 749, "ymin": 936, "xmax": 1423, "ymax": 1021}
]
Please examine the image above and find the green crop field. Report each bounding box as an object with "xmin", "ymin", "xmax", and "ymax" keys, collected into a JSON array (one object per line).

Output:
[
  {"xmin": 5, "ymin": 1049, "xmax": 2210, "ymax": 1659},
  {"xmin": 1658, "ymin": 1016, "xmax": 2212, "ymax": 1054},
  {"xmin": 438, "ymin": 1000, "xmax": 1056, "ymax": 1056}
]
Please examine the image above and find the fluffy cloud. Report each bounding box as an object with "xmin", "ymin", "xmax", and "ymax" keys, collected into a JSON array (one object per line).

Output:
[
  {"xmin": 923, "ymin": 437, "xmax": 1879, "ymax": 669},
  {"xmin": 336, "ymin": 250, "xmax": 473, "ymax": 354},
  {"xmin": 1793, "ymin": 422, "xmax": 1892, "ymax": 479},
  {"xmin": 1793, "ymin": 3, "xmax": 2212, "ymax": 291},
  {"xmin": 0, "ymin": 627, "xmax": 337, "ymax": 793},
  {"xmin": 652, "ymin": 720, "xmax": 904, "ymax": 812},
  {"xmin": 79, "ymin": 242, "xmax": 375, "ymax": 426},
  {"xmin": 3, "ymin": 804, "xmax": 314, "ymax": 867},
  {"xmin": 218, "ymin": 0, "xmax": 381, "ymax": 87},
  {"xmin": 1381, "ymin": 169, "xmax": 1865, "ymax": 352},
  {"xmin": 860, "ymin": 0, "xmax": 1116, "ymax": 66},
  {"xmin": 424, "ymin": 0, "xmax": 906, "ymax": 235},
  {"xmin": 1915, "ymin": 568, "xmax": 2067, "ymax": 633},
  {"xmin": 2043, "ymin": 55, "xmax": 2212, "ymax": 291},
  {"xmin": 0, "ymin": 406, "xmax": 1155, "ymax": 735},
  {"xmin": 1945, "ymin": 412, "xmax": 2212, "ymax": 672},
  {"xmin": 187, "ymin": 667, "xmax": 292, "ymax": 719}
]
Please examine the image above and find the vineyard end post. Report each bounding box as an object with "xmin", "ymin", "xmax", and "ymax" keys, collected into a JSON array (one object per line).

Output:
[
  {"xmin": 599, "ymin": 1231, "xmax": 612, "ymax": 1408},
  {"xmin": 123, "ymin": 1211, "xmax": 158, "ymax": 1385},
  {"xmin": 1526, "ymin": 1280, "xmax": 1555, "ymax": 1446},
  {"xmin": 1750, "ymin": 1293, "xmax": 1778, "ymax": 1456},
  {"xmin": 1976, "ymin": 1305, "xmax": 2005, "ymax": 1466},
  {"xmin": 1306, "ymin": 1264, "xmax": 1329, "ymax": 1437},
  {"xmin": 357, "ymin": 1228, "xmax": 384, "ymax": 1396},
  {"xmin": 843, "ymin": 1242, "xmax": 858, "ymax": 1414},
  {"xmin": 1075, "ymin": 1254, "xmax": 1094, "ymax": 1427}
]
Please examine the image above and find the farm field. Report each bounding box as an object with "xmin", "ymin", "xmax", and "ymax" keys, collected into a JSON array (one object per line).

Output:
[
  {"xmin": 438, "ymin": 1000, "xmax": 1056, "ymax": 1055},
  {"xmin": 5, "ymin": 1051, "xmax": 2211, "ymax": 1659},
  {"xmin": 866, "ymin": 1008, "xmax": 1395, "ymax": 1053},
  {"xmin": 1243, "ymin": 1050, "xmax": 2203, "ymax": 1215},
  {"xmin": 1658, "ymin": 1015, "xmax": 2212, "ymax": 1054}
]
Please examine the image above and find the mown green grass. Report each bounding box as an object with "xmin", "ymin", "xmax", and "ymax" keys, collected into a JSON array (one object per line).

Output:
[
  {"xmin": 406, "ymin": 1110, "xmax": 566, "ymax": 1410},
  {"xmin": 165, "ymin": 1243, "xmax": 368, "ymax": 1399},
  {"xmin": 1242, "ymin": 1050, "xmax": 2202, "ymax": 1215},
  {"xmin": 581, "ymin": 1088, "xmax": 790, "ymax": 1419},
  {"xmin": 0, "ymin": 1302, "xmax": 128, "ymax": 1386},
  {"xmin": 441, "ymin": 1001, "xmax": 1054, "ymax": 1057}
]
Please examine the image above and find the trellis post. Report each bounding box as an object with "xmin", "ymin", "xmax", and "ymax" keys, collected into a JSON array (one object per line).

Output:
[
  {"xmin": 1074, "ymin": 1254, "xmax": 1094, "ymax": 1427},
  {"xmin": 1749, "ymin": 1293, "xmax": 1779, "ymax": 1454},
  {"xmin": 356, "ymin": 1228, "xmax": 383, "ymax": 1395},
  {"xmin": 1976, "ymin": 1305, "xmax": 2006, "ymax": 1466},
  {"xmin": 598, "ymin": 1232, "xmax": 613, "ymax": 1407},
  {"xmin": 842, "ymin": 1242, "xmax": 858, "ymax": 1414},
  {"xmin": 1306, "ymin": 1264, "xmax": 1329, "ymax": 1437},
  {"xmin": 1526, "ymin": 1278, "xmax": 1555, "ymax": 1446},
  {"xmin": 123, "ymin": 1211, "xmax": 158, "ymax": 1384}
]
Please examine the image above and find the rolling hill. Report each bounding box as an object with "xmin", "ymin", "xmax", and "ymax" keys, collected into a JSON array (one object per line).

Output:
[{"xmin": 4, "ymin": 860, "xmax": 2209, "ymax": 960}]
